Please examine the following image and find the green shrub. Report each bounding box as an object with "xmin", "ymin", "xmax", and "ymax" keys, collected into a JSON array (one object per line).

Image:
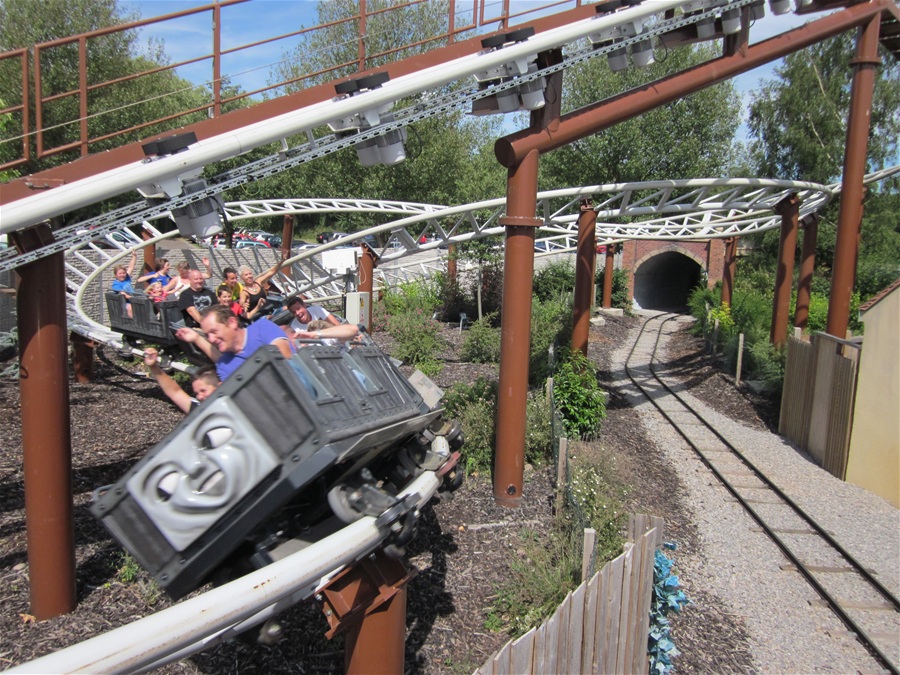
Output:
[
  {"xmin": 525, "ymin": 389, "xmax": 553, "ymax": 466},
  {"xmin": 443, "ymin": 378, "xmax": 498, "ymax": 473},
  {"xmin": 382, "ymin": 278, "xmax": 442, "ymax": 316},
  {"xmin": 553, "ymin": 349, "xmax": 607, "ymax": 439},
  {"xmin": 568, "ymin": 460, "xmax": 625, "ymax": 562},
  {"xmin": 443, "ymin": 378, "xmax": 552, "ymax": 473},
  {"xmin": 533, "ymin": 260, "xmax": 575, "ymax": 302},
  {"xmin": 460, "ymin": 313, "xmax": 501, "ymax": 363},
  {"xmin": 530, "ymin": 296, "xmax": 572, "ymax": 385},
  {"xmin": 804, "ymin": 291, "xmax": 830, "ymax": 334},
  {"xmin": 492, "ymin": 524, "xmax": 582, "ymax": 637},
  {"xmin": 386, "ymin": 308, "xmax": 446, "ymax": 374}
]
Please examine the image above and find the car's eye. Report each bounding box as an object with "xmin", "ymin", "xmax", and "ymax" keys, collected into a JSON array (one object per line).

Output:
[{"xmin": 203, "ymin": 427, "xmax": 233, "ymax": 449}]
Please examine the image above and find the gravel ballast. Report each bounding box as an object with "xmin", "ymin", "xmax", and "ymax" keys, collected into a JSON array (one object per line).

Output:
[{"xmin": 609, "ymin": 313, "xmax": 899, "ymax": 673}]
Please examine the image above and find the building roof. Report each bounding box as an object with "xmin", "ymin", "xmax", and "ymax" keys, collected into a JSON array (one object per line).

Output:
[{"xmin": 858, "ymin": 277, "xmax": 900, "ymax": 314}]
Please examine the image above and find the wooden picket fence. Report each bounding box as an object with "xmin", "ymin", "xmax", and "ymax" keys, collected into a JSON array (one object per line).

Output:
[
  {"xmin": 779, "ymin": 331, "xmax": 860, "ymax": 479},
  {"xmin": 475, "ymin": 515, "xmax": 665, "ymax": 675}
]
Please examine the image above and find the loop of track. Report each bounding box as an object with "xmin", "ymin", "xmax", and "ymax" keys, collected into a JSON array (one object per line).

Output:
[{"xmin": 625, "ymin": 312, "xmax": 899, "ymax": 674}]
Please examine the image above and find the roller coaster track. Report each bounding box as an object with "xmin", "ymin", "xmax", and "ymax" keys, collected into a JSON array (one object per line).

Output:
[
  {"xmin": 61, "ymin": 167, "xmax": 900, "ymax": 354},
  {"xmin": 625, "ymin": 312, "xmax": 900, "ymax": 674}
]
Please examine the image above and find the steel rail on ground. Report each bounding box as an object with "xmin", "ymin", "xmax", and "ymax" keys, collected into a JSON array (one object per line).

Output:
[{"xmin": 624, "ymin": 312, "xmax": 900, "ymax": 675}]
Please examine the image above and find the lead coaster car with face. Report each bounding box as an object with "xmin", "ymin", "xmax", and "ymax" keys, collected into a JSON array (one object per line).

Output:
[{"xmin": 90, "ymin": 343, "xmax": 455, "ymax": 599}]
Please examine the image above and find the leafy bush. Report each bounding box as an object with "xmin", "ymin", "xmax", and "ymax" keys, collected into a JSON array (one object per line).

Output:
[
  {"xmin": 443, "ymin": 378, "xmax": 498, "ymax": 473},
  {"xmin": 568, "ymin": 460, "xmax": 625, "ymax": 563},
  {"xmin": 745, "ymin": 339, "xmax": 786, "ymax": 393},
  {"xmin": 553, "ymin": 349, "xmax": 607, "ymax": 439},
  {"xmin": 386, "ymin": 308, "xmax": 446, "ymax": 375},
  {"xmin": 460, "ymin": 313, "xmax": 501, "ymax": 363},
  {"xmin": 443, "ymin": 378, "xmax": 553, "ymax": 473},
  {"xmin": 530, "ymin": 296, "xmax": 572, "ymax": 385},
  {"xmin": 491, "ymin": 524, "xmax": 582, "ymax": 637},
  {"xmin": 382, "ymin": 278, "xmax": 442, "ymax": 316},
  {"xmin": 533, "ymin": 260, "xmax": 575, "ymax": 302},
  {"xmin": 525, "ymin": 388, "xmax": 553, "ymax": 466}
]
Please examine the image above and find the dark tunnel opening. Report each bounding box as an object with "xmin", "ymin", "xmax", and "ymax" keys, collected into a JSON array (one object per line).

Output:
[{"xmin": 633, "ymin": 251, "xmax": 704, "ymax": 311}]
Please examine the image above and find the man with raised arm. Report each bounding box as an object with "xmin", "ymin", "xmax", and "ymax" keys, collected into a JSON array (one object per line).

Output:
[
  {"xmin": 177, "ymin": 269, "xmax": 217, "ymax": 328},
  {"xmin": 175, "ymin": 305, "xmax": 293, "ymax": 380}
]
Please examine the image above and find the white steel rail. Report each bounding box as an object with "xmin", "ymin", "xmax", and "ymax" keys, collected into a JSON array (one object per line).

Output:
[
  {"xmin": 5, "ymin": 471, "xmax": 441, "ymax": 675},
  {"xmin": 65, "ymin": 177, "xmax": 847, "ymax": 341}
]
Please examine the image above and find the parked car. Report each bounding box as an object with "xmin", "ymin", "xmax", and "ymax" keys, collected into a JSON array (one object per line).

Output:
[
  {"xmin": 316, "ymin": 231, "xmax": 345, "ymax": 244},
  {"xmin": 292, "ymin": 240, "xmax": 318, "ymax": 252},
  {"xmin": 233, "ymin": 239, "xmax": 271, "ymax": 249},
  {"xmin": 534, "ymin": 240, "xmax": 551, "ymax": 253}
]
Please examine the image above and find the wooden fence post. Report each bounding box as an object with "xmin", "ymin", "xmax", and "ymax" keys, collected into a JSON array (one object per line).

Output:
[
  {"xmin": 582, "ymin": 528, "xmax": 596, "ymax": 582},
  {"xmin": 735, "ymin": 333, "xmax": 744, "ymax": 386}
]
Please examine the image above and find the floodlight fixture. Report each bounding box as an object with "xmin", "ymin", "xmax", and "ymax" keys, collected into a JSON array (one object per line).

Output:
[
  {"xmin": 720, "ymin": 8, "xmax": 741, "ymax": 34},
  {"xmin": 136, "ymin": 131, "xmax": 224, "ymax": 239},
  {"xmin": 749, "ymin": 0, "xmax": 766, "ymax": 20},
  {"xmin": 631, "ymin": 38, "xmax": 655, "ymax": 68},
  {"xmin": 768, "ymin": 0, "xmax": 791, "ymax": 14},
  {"xmin": 329, "ymin": 73, "xmax": 407, "ymax": 167},
  {"xmin": 607, "ymin": 41, "xmax": 629, "ymax": 72}
]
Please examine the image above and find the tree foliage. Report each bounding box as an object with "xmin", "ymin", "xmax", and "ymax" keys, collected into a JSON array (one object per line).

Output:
[
  {"xmin": 0, "ymin": 0, "xmax": 245, "ymax": 178},
  {"xmin": 747, "ymin": 34, "xmax": 900, "ymax": 183},
  {"xmin": 540, "ymin": 43, "xmax": 744, "ymax": 188},
  {"xmin": 247, "ymin": 0, "xmax": 505, "ymax": 232}
]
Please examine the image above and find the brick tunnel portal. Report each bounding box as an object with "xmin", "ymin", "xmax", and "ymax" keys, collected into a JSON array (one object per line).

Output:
[{"xmin": 633, "ymin": 250, "xmax": 704, "ymax": 311}]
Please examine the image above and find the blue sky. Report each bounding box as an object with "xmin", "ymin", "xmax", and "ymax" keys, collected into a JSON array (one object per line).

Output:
[{"xmin": 120, "ymin": 1, "xmax": 819, "ymax": 141}]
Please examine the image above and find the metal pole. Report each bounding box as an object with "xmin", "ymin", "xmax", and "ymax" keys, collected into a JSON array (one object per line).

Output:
[
  {"xmin": 280, "ymin": 214, "xmax": 294, "ymax": 280},
  {"xmin": 770, "ymin": 194, "xmax": 799, "ymax": 348},
  {"xmin": 794, "ymin": 215, "xmax": 819, "ymax": 332},
  {"xmin": 71, "ymin": 332, "xmax": 94, "ymax": 383},
  {"xmin": 344, "ymin": 587, "xmax": 407, "ymax": 675},
  {"xmin": 572, "ymin": 199, "xmax": 596, "ymax": 357},
  {"xmin": 447, "ymin": 244, "xmax": 457, "ymax": 285},
  {"xmin": 11, "ymin": 224, "xmax": 76, "ymax": 619},
  {"xmin": 358, "ymin": 244, "xmax": 377, "ymax": 330},
  {"xmin": 602, "ymin": 245, "xmax": 614, "ymax": 309},
  {"xmin": 141, "ymin": 228, "xmax": 156, "ymax": 278},
  {"xmin": 721, "ymin": 237, "xmax": 737, "ymax": 307},
  {"xmin": 494, "ymin": 149, "xmax": 541, "ymax": 508},
  {"xmin": 826, "ymin": 16, "xmax": 881, "ymax": 339}
]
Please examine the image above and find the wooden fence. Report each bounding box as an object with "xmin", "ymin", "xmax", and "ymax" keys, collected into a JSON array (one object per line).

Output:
[
  {"xmin": 779, "ymin": 331, "xmax": 861, "ymax": 479},
  {"xmin": 476, "ymin": 515, "xmax": 665, "ymax": 675}
]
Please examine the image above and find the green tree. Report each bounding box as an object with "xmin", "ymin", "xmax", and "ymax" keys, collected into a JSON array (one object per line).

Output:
[
  {"xmin": 0, "ymin": 0, "xmax": 242, "ymax": 176},
  {"xmin": 244, "ymin": 0, "xmax": 506, "ymax": 231},
  {"xmin": 540, "ymin": 43, "xmax": 744, "ymax": 188},
  {"xmin": 747, "ymin": 34, "xmax": 900, "ymax": 183},
  {"xmin": 742, "ymin": 35, "xmax": 899, "ymax": 302}
]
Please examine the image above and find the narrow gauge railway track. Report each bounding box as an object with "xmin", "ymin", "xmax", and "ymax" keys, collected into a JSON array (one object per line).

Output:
[{"xmin": 624, "ymin": 312, "xmax": 900, "ymax": 675}]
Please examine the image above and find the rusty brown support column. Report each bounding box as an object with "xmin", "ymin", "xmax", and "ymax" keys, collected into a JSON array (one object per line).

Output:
[
  {"xmin": 11, "ymin": 224, "xmax": 76, "ymax": 619},
  {"xmin": 141, "ymin": 229, "xmax": 156, "ymax": 277},
  {"xmin": 794, "ymin": 215, "xmax": 819, "ymax": 332},
  {"xmin": 71, "ymin": 333, "xmax": 94, "ymax": 383},
  {"xmin": 344, "ymin": 587, "xmax": 407, "ymax": 675},
  {"xmin": 447, "ymin": 244, "xmax": 458, "ymax": 285},
  {"xmin": 494, "ymin": 149, "xmax": 541, "ymax": 508},
  {"xmin": 358, "ymin": 244, "xmax": 378, "ymax": 330},
  {"xmin": 770, "ymin": 194, "xmax": 800, "ymax": 348},
  {"xmin": 602, "ymin": 245, "xmax": 615, "ymax": 309},
  {"xmin": 279, "ymin": 214, "xmax": 294, "ymax": 280},
  {"xmin": 572, "ymin": 199, "xmax": 597, "ymax": 357},
  {"xmin": 721, "ymin": 237, "xmax": 738, "ymax": 307},
  {"xmin": 826, "ymin": 16, "xmax": 881, "ymax": 339}
]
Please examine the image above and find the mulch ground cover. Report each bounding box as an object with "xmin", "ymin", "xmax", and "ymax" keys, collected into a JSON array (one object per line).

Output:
[{"xmin": 0, "ymin": 315, "xmax": 773, "ymax": 673}]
